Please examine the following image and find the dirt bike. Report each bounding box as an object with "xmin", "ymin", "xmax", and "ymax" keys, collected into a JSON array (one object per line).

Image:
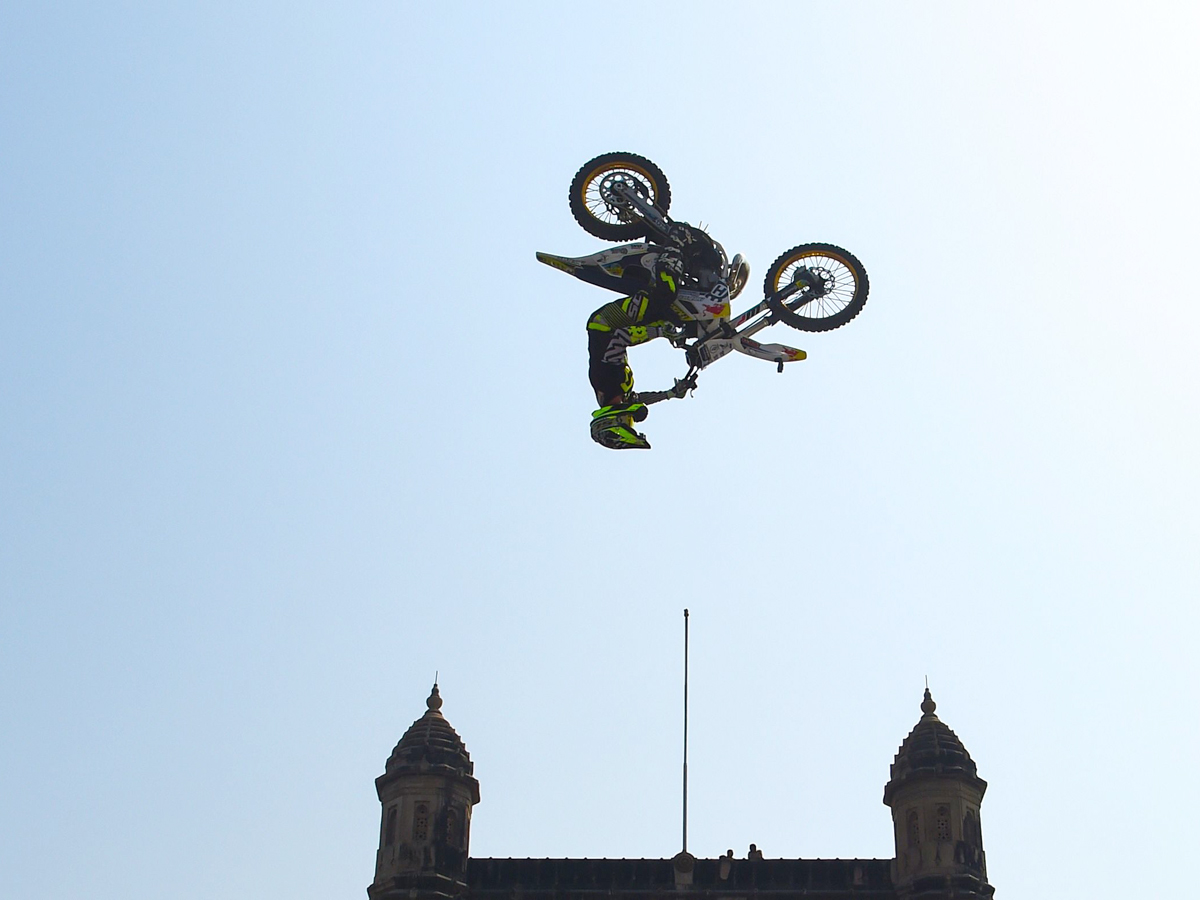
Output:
[{"xmin": 536, "ymin": 151, "xmax": 869, "ymax": 405}]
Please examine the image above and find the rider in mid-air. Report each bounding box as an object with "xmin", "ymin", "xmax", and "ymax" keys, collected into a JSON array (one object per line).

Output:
[{"xmin": 587, "ymin": 223, "xmax": 726, "ymax": 450}]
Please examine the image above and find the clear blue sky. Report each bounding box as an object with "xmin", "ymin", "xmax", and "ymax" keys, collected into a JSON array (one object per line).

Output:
[{"xmin": 3, "ymin": 4, "xmax": 1197, "ymax": 899}]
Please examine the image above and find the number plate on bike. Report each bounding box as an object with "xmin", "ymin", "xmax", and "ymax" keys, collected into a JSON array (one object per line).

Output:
[{"xmin": 696, "ymin": 339, "xmax": 734, "ymax": 368}]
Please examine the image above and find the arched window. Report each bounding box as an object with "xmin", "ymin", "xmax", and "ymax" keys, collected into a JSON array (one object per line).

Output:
[
  {"xmin": 936, "ymin": 805, "xmax": 951, "ymax": 842},
  {"xmin": 385, "ymin": 807, "xmax": 397, "ymax": 847},
  {"xmin": 414, "ymin": 802, "xmax": 430, "ymax": 842},
  {"xmin": 906, "ymin": 810, "xmax": 920, "ymax": 848},
  {"xmin": 963, "ymin": 810, "xmax": 977, "ymax": 846},
  {"xmin": 446, "ymin": 809, "xmax": 459, "ymax": 847}
]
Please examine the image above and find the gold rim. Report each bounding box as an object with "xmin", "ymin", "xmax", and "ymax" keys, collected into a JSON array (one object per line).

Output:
[
  {"xmin": 579, "ymin": 162, "xmax": 659, "ymax": 227},
  {"xmin": 772, "ymin": 249, "xmax": 861, "ymax": 319}
]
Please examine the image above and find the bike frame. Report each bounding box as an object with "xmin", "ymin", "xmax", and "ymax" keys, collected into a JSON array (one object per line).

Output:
[{"xmin": 607, "ymin": 180, "xmax": 814, "ymax": 376}]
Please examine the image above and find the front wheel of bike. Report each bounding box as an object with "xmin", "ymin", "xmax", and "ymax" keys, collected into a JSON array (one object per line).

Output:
[
  {"xmin": 568, "ymin": 152, "xmax": 672, "ymax": 241},
  {"xmin": 763, "ymin": 243, "xmax": 869, "ymax": 332}
]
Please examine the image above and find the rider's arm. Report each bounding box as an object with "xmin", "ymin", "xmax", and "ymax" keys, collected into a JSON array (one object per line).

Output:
[{"xmin": 640, "ymin": 248, "xmax": 683, "ymax": 324}]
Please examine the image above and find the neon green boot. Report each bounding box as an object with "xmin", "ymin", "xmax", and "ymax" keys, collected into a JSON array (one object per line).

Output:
[{"xmin": 589, "ymin": 403, "xmax": 651, "ymax": 450}]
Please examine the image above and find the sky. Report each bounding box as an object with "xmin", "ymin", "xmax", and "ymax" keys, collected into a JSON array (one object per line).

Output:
[{"xmin": 2, "ymin": 3, "xmax": 1198, "ymax": 899}]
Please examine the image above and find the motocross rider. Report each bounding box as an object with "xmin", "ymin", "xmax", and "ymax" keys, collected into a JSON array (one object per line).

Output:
[{"xmin": 588, "ymin": 223, "xmax": 725, "ymax": 450}]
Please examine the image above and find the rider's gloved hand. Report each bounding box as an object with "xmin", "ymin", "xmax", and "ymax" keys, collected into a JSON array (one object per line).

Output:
[
  {"xmin": 669, "ymin": 376, "xmax": 696, "ymax": 399},
  {"xmin": 659, "ymin": 323, "xmax": 687, "ymax": 347}
]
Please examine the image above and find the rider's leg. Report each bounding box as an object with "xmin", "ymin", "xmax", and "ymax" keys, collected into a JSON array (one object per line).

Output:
[
  {"xmin": 587, "ymin": 313, "xmax": 651, "ymax": 449},
  {"xmin": 588, "ymin": 327, "xmax": 629, "ymax": 406},
  {"xmin": 588, "ymin": 314, "xmax": 664, "ymax": 399}
]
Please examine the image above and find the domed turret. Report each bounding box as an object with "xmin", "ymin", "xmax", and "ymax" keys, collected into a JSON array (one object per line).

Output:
[
  {"xmin": 369, "ymin": 685, "xmax": 480, "ymax": 900},
  {"xmin": 883, "ymin": 689, "xmax": 982, "ymax": 803},
  {"xmin": 883, "ymin": 689, "xmax": 993, "ymax": 900},
  {"xmin": 382, "ymin": 684, "xmax": 475, "ymax": 778}
]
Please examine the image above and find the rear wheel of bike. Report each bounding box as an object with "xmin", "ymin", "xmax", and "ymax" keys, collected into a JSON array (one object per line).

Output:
[
  {"xmin": 569, "ymin": 152, "xmax": 672, "ymax": 241},
  {"xmin": 763, "ymin": 243, "xmax": 869, "ymax": 332}
]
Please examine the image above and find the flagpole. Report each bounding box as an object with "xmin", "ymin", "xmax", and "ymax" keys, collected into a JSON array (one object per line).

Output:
[{"xmin": 682, "ymin": 608, "xmax": 689, "ymax": 853}]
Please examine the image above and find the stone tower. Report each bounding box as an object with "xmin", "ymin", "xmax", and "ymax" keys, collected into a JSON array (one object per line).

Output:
[
  {"xmin": 369, "ymin": 684, "xmax": 481, "ymax": 900},
  {"xmin": 882, "ymin": 689, "xmax": 993, "ymax": 900}
]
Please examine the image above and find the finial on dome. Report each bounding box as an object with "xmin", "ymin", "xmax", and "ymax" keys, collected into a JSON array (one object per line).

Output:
[
  {"xmin": 427, "ymin": 682, "xmax": 443, "ymax": 712},
  {"xmin": 921, "ymin": 686, "xmax": 937, "ymax": 716}
]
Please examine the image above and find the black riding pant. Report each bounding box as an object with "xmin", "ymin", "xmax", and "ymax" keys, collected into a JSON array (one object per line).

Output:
[{"xmin": 588, "ymin": 327, "xmax": 633, "ymax": 406}]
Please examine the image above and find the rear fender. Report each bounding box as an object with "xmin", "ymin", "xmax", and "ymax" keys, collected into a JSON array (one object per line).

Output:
[{"xmin": 536, "ymin": 243, "xmax": 654, "ymax": 294}]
